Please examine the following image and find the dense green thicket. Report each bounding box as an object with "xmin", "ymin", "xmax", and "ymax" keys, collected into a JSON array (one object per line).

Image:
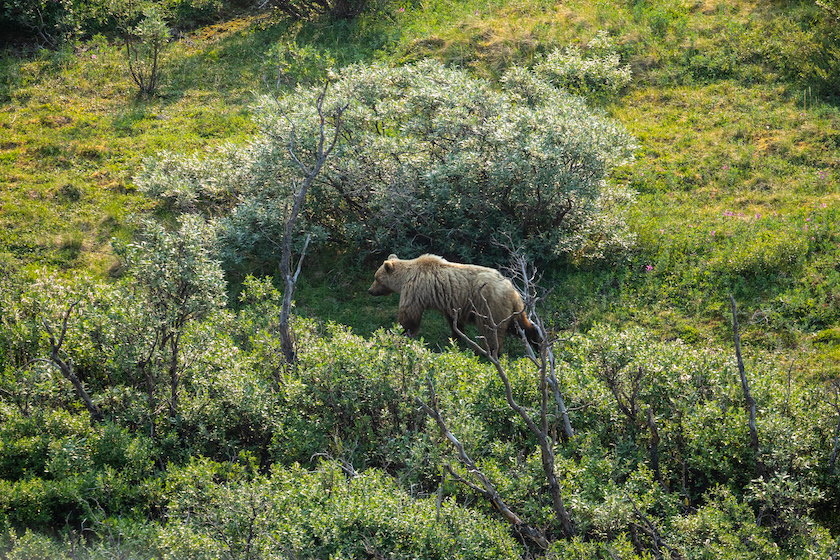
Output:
[
  {"xmin": 1, "ymin": 266, "xmax": 839, "ymax": 557},
  {"xmin": 0, "ymin": 0, "xmax": 254, "ymax": 48},
  {"xmin": 2, "ymin": 0, "xmax": 840, "ymax": 557}
]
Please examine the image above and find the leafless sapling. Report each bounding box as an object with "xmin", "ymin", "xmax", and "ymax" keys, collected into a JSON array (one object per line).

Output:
[
  {"xmin": 274, "ymin": 83, "xmax": 348, "ymax": 363},
  {"xmin": 27, "ymin": 301, "xmax": 104, "ymax": 422},
  {"xmin": 729, "ymin": 294, "xmax": 764, "ymax": 478}
]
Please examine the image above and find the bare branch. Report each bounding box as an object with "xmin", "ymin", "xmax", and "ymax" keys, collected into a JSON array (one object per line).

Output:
[
  {"xmin": 311, "ymin": 451, "xmax": 358, "ymax": 478},
  {"xmin": 277, "ymin": 82, "xmax": 349, "ymax": 364},
  {"xmin": 41, "ymin": 302, "xmax": 104, "ymax": 422},
  {"xmin": 729, "ymin": 294, "xmax": 763, "ymax": 478},
  {"xmin": 415, "ymin": 377, "xmax": 550, "ymax": 549},
  {"xmin": 507, "ymin": 252, "xmax": 573, "ymax": 441},
  {"xmin": 452, "ymin": 315, "xmax": 575, "ymax": 538},
  {"xmin": 292, "ymin": 234, "xmax": 312, "ymax": 285}
]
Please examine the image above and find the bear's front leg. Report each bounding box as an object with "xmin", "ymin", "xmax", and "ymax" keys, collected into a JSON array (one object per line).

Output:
[{"xmin": 398, "ymin": 307, "xmax": 423, "ymax": 338}]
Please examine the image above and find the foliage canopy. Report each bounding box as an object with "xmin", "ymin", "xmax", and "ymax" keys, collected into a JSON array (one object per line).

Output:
[{"xmin": 138, "ymin": 55, "xmax": 636, "ymax": 267}]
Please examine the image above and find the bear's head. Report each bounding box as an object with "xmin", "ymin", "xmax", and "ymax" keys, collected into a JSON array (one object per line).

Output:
[{"xmin": 368, "ymin": 254, "xmax": 401, "ymax": 296}]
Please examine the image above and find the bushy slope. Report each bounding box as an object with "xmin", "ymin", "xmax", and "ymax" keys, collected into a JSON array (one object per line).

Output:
[{"xmin": 1, "ymin": 0, "xmax": 839, "ymax": 557}]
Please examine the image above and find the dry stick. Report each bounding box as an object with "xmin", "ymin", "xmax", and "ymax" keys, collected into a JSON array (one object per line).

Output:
[
  {"xmin": 729, "ymin": 294, "xmax": 763, "ymax": 477},
  {"xmin": 512, "ymin": 255, "xmax": 574, "ymax": 442},
  {"xmin": 276, "ymin": 82, "xmax": 348, "ymax": 363},
  {"xmin": 827, "ymin": 381, "xmax": 840, "ymax": 474},
  {"xmin": 32, "ymin": 302, "xmax": 103, "ymax": 422},
  {"xmin": 453, "ymin": 314, "xmax": 576, "ymax": 538},
  {"xmin": 414, "ymin": 378, "xmax": 550, "ymax": 549}
]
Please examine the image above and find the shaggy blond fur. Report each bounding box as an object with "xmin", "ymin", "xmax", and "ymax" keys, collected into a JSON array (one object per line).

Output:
[{"xmin": 368, "ymin": 254, "xmax": 540, "ymax": 355}]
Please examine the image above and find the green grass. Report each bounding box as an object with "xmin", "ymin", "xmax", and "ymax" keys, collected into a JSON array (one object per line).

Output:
[{"xmin": 1, "ymin": 0, "xmax": 839, "ymax": 371}]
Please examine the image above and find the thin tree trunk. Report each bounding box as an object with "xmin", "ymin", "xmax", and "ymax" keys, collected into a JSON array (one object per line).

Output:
[
  {"xmin": 729, "ymin": 294, "xmax": 763, "ymax": 478},
  {"xmin": 276, "ymin": 83, "xmax": 347, "ymax": 364},
  {"xmin": 39, "ymin": 303, "xmax": 103, "ymax": 422},
  {"xmin": 143, "ymin": 362, "xmax": 156, "ymax": 439}
]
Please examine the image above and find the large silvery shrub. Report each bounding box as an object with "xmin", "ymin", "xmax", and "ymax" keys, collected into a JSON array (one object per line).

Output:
[{"xmin": 138, "ymin": 55, "xmax": 636, "ymax": 267}]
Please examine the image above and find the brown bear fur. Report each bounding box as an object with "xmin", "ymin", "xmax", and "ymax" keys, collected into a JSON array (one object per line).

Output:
[{"xmin": 368, "ymin": 253, "xmax": 541, "ymax": 355}]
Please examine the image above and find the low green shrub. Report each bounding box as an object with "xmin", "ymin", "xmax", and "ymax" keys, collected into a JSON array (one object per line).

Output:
[
  {"xmin": 0, "ymin": 409, "xmax": 91, "ymax": 481},
  {"xmin": 137, "ymin": 55, "xmax": 637, "ymax": 268},
  {"xmin": 672, "ymin": 486, "xmax": 783, "ymax": 560},
  {"xmin": 160, "ymin": 459, "xmax": 522, "ymax": 559},
  {"xmin": 534, "ymin": 30, "xmax": 632, "ymax": 102},
  {"xmin": 4, "ymin": 529, "xmax": 72, "ymax": 560},
  {"xmin": 0, "ymin": 0, "xmax": 256, "ymax": 48},
  {"xmin": 276, "ymin": 323, "xmax": 430, "ymax": 471},
  {"xmin": 178, "ymin": 322, "xmax": 281, "ymax": 464}
]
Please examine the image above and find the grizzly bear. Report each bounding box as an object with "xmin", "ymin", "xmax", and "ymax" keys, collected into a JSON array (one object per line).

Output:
[{"xmin": 368, "ymin": 254, "xmax": 541, "ymax": 355}]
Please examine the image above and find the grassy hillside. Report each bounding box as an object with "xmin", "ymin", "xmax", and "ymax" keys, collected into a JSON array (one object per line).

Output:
[
  {"xmin": 2, "ymin": 0, "xmax": 838, "ymax": 350},
  {"xmin": 1, "ymin": 0, "xmax": 839, "ymax": 557}
]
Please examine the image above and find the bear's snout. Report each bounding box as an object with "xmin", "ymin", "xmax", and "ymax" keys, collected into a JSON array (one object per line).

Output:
[{"xmin": 368, "ymin": 281, "xmax": 392, "ymax": 296}]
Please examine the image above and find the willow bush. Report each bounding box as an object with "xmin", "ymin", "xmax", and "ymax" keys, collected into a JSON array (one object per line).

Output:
[{"xmin": 137, "ymin": 51, "xmax": 636, "ymax": 269}]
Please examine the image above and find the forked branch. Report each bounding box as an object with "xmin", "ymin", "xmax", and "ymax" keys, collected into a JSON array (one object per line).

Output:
[
  {"xmin": 509, "ymin": 253, "xmax": 574, "ymax": 442},
  {"xmin": 29, "ymin": 302, "xmax": 103, "ymax": 422},
  {"xmin": 276, "ymin": 83, "xmax": 349, "ymax": 363},
  {"xmin": 452, "ymin": 313, "xmax": 575, "ymax": 538},
  {"xmin": 415, "ymin": 377, "xmax": 550, "ymax": 549},
  {"xmin": 729, "ymin": 294, "xmax": 764, "ymax": 478}
]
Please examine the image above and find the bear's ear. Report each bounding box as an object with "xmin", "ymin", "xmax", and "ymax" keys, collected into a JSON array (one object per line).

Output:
[
  {"xmin": 384, "ymin": 261, "xmax": 395, "ymax": 274},
  {"xmin": 387, "ymin": 253, "xmax": 398, "ymax": 260}
]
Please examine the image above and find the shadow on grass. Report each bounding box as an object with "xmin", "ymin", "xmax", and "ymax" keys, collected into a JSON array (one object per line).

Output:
[{"xmin": 160, "ymin": 8, "xmax": 402, "ymax": 107}]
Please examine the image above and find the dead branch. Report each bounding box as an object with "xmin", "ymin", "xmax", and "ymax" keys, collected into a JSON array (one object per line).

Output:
[
  {"xmin": 415, "ymin": 377, "xmax": 550, "ymax": 549},
  {"xmin": 35, "ymin": 302, "xmax": 103, "ymax": 422},
  {"xmin": 729, "ymin": 294, "xmax": 763, "ymax": 478},
  {"xmin": 453, "ymin": 315, "xmax": 575, "ymax": 538},
  {"xmin": 311, "ymin": 451, "xmax": 358, "ymax": 479},
  {"xmin": 509, "ymin": 253, "xmax": 574, "ymax": 442},
  {"xmin": 276, "ymin": 82, "xmax": 349, "ymax": 364}
]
